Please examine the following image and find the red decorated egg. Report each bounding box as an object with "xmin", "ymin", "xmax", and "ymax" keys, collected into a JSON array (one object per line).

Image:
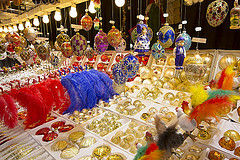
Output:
[
  {"xmin": 51, "ymin": 121, "xmax": 66, "ymax": 130},
  {"xmin": 61, "ymin": 42, "xmax": 73, "ymax": 58},
  {"xmin": 107, "ymin": 26, "xmax": 122, "ymax": 48},
  {"xmin": 36, "ymin": 127, "xmax": 50, "ymax": 135},
  {"xmin": 42, "ymin": 132, "xmax": 58, "ymax": 142},
  {"xmin": 7, "ymin": 43, "xmax": 15, "ymax": 52},
  {"xmin": 81, "ymin": 13, "xmax": 93, "ymax": 31},
  {"xmin": 58, "ymin": 124, "xmax": 74, "ymax": 132}
]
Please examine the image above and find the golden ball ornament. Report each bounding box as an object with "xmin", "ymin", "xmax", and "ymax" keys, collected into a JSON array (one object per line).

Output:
[
  {"xmin": 134, "ymin": 76, "xmax": 143, "ymax": 84},
  {"xmin": 167, "ymin": 56, "xmax": 175, "ymax": 66},
  {"xmin": 153, "ymin": 68, "xmax": 162, "ymax": 78},
  {"xmin": 139, "ymin": 66, "xmax": 153, "ymax": 79},
  {"xmin": 201, "ymin": 53, "xmax": 213, "ymax": 67},
  {"xmin": 160, "ymin": 77, "xmax": 170, "ymax": 83},
  {"xmin": 153, "ymin": 80, "xmax": 163, "ymax": 88},
  {"xmin": 164, "ymin": 68, "xmax": 175, "ymax": 79},
  {"xmin": 224, "ymin": 130, "xmax": 240, "ymax": 141},
  {"xmin": 219, "ymin": 54, "xmax": 237, "ymax": 70},
  {"xmin": 163, "ymin": 82, "xmax": 174, "ymax": 90},
  {"xmin": 143, "ymin": 79, "xmax": 152, "ymax": 85},
  {"xmin": 184, "ymin": 52, "xmax": 207, "ymax": 84}
]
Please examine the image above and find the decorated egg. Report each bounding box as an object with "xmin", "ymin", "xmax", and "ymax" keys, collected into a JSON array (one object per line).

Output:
[
  {"xmin": 5, "ymin": 33, "xmax": 12, "ymax": 42},
  {"xmin": 56, "ymin": 32, "xmax": 70, "ymax": 49},
  {"xmin": 49, "ymin": 52, "xmax": 59, "ymax": 66},
  {"xmin": 107, "ymin": 26, "xmax": 122, "ymax": 48},
  {"xmin": 20, "ymin": 48, "xmax": 32, "ymax": 61},
  {"xmin": 206, "ymin": 0, "xmax": 229, "ymax": 27},
  {"xmin": 94, "ymin": 29, "xmax": 109, "ymax": 55},
  {"xmin": 85, "ymin": 45, "xmax": 95, "ymax": 59},
  {"xmin": 61, "ymin": 42, "xmax": 73, "ymax": 58},
  {"xmin": 224, "ymin": 130, "xmax": 240, "ymax": 141},
  {"xmin": 10, "ymin": 33, "xmax": 20, "ymax": 47},
  {"xmin": 151, "ymin": 42, "xmax": 165, "ymax": 60},
  {"xmin": 139, "ymin": 66, "xmax": 153, "ymax": 79},
  {"xmin": 115, "ymin": 38, "xmax": 126, "ymax": 53},
  {"xmin": 158, "ymin": 23, "xmax": 175, "ymax": 48},
  {"xmin": 112, "ymin": 62, "xmax": 127, "ymax": 85},
  {"xmin": 15, "ymin": 47, "xmax": 23, "ymax": 56},
  {"xmin": 0, "ymin": 32, "xmax": 6, "ymax": 42},
  {"xmin": 208, "ymin": 151, "xmax": 224, "ymax": 160},
  {"xmin": 122, "ymin": 53, "xmax": 140, "ymax": 78},
  {"xmin": 70, "ymin": 33, "xmax": 87, "ymax": 56},
  {"xmin": 218, "ymin": 136, "xmax": 236, "ymax": 151},
  {"xmin": 7, "ymin": 43, "xmax": 15, "ymax": 52},
  {"xmin": 19, "ymin": 36, "xmax": 27, "ymax": 48},
  {"xmin": 23, "ymin": 27, "xmax": 36, "ymax": 42},
  {"xmin": 36, "ymin": 43, "xmax": 50, "ymax": 61},
  {"xmin": 164, "ymin": 68, "xmax": 175, "ymax": 79},
  {"xmin": 81, "ymin": 13, "xmax": 93, "ymax": 31},
  {"xmin": 54, "ymin": 41, "xmax": 61, "ymax": 51},
  {"xmin": 177, "ymin": 31, "xmax": 191, "ymax": 51}
]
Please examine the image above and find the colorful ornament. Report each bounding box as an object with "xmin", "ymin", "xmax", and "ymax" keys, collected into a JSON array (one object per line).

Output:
[
  {"xmin": 85, "ymin": 45, "xmax": 95, "ymax": 59},
  {"xmin": 94, "ymin": 29, "xmax": 109, "ymax": 55},
  {"xmin": 230, "ymin": 1, "xmax": 240, "ymax": 29},
  {"xmin": 23, "ymin": 27, "xmax": 36, "ymax": 42},
  {"xmin": 177, "ymin": 31, "xmax": 191, "ymax": 51},
  {"xmin": 70, "ymin": 33, "xmax": 87, "ymax": 56},
  {"xmin": 19, "ymin": 36, "xmax": 27, "ymax": 48},
  {"xmin": 0, "ymin": 43, "xmax": 6, "ymax": 54},
  {"xmin": 7, "ymin": 43, "xmax": 15, "ymax": 52},
  {"xmin": 173, "ymin": 35, "xmax": 186, "ymax": 70},
  {"xmin": 36, "ymin": 43, "xmax": 50, "ymax": 61},
  {"xmin": 81, "ymin": 13, "xmax": 93, "ymax": 31},
  {"xmin": 5, "ymin": 33, "xmax": 12, "ymax": 42},
  {"xmin": 94, "ymin": 17, "xmax": 100, "ymax": 30},
  {"xmin": 134, "ymin": 22, "xmax": 150, "ymax": 53},
  {"xmin": 107, "ymin": 26, "xmax": 122, "ymax": 48},
  {"xmin": 11, "ymin": 33, "xmax": 20, "ymax": 47},
  {"xmin": 20, "ymin": 48, "xmax": 32, "ymax": 61},
  {"xmin": 122, "ymin": 53, "xmax": 140, "ymax": 78},
  {"xmin": 56, "ymin": 32, "xmax": 70, "ymax": 49},
  {"xmin": 158, "ymin": 23, "xmax": 175, "ymax": 49},
  {"xmin": 61, "ymin": 42, "xmax": 73, "ymax": 58},
  {"xmin": 49, "ymin": 52, "xmax": 59, "ymax": 66},
  {"xmin": 112, "ymin": 62, "xmax": 127, "ymax": 85},
  {"xmin": 115, "ymin": 38, "xmax": 126, "ymax": 53},
  {"xmin": 151, "ymin": 42, "xmax": 165, "ymax": 60},
  {"xmin": 206, "ymin": 0, "xmax": 229, "ymax": 27},
  {"xmin": 93, "ymin": 0, "xmax": 101, "ymax": 11}
]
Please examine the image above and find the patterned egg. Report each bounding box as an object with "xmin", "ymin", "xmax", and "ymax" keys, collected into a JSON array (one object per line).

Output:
[
  {"xmin": 122, "ymin": 53, "xmax": 140, "ymax": 78},
  {"xmin": 54, "ymin": 41, "xmax": 61, "ymax": 51},
  {"xmin": 206, "ymin": 0, "xmax": 229, "ymax": 27},
  {"xmin": 56, "ymin": 32, "xmax": 70, "ymax": 49},
  {"xmin": 94, "ymin": 29, "xmax": 109, "ymax": 55},
  {"xmin": 177, "ymin": 31, "xmax": 192, "ymax": 51},
  {"xmin": 36, "ymin": 43, "xmax": 50, "ymax": 61},
  {"xmin": 94, "ymin": 0, "xmax": 101, "ymax": 11},
  {"xmin": 19, "ymin": 36, "xmax": 27, "ymax": 48},
  {"xmin": 151, "ymin": 42, "xmax": 165, "ymax": 60},
  {"xmin": 49, "ymin": 52, "xmax": 59, "ymax": 66},
  {"xmin": 11, "ymin": 33, "xmax": 21, "ymax": 47},
  {"xmin": 112, "ymin": 62, "xmax": 127, "ymax": 85},
  {"xmin": 85, "ymin": 45, "xmax": 95, "ymax": 59},
  {"xmin": 61, "ymin": 42, "xmax": 73, "ymax": 58},
  {"xmin": 70, "ymin": 33, "xmax": 87, "ymax": 56},
  {"xmin": 23, "ymin": 27, "xmax": 36, "ymax": 42},
  {"xmin": 81, "ymin": 13, "xmax": 93, "ymax": 31},
  {"xmin": 158, "ymin": 23, "xmax": 175, "ymax": 49},
  {"xmin": 115, "ymin": 38, "xmax": 126, "ymax": 53},
  {"xmin": 20, "ymin": 48, "xmax": 32, "ymax": 61},
  {"xmin": 107, "ymin": 26, "xmax": 122, "ymax": 48}
]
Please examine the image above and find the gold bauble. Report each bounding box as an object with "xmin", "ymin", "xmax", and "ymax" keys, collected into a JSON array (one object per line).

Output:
[
  {"xmin": 69, "ymin": 131, "xmax": 85, "ymax": 143},
  {"xmin": 139, "ymin": 66, "xmax": 153, "ymax": 79},
  {"xmin": 160, "ymin": 77, "xmax": 170, "ymax": 83},
  {"xmin": 106, "ymin": 154, "xmax": 125, "ymax": 160},
  {"xmin": 176, "ymin": 92, "xmax": 187, "ymax": 99},
  {"xmin": 164, "ymin": 93, "xmax": 175, "ymax": 101},
  {"xmin": 219, "ymin": 54, "xmax": 237, "ymax": 70},
  {"xmin": 164, "ymin": 68, "xmax": 175, "ymax": 79},
  {"xmin": 163, "ymin": 82, "xmax": 174, "ymax": 90},
  {"xmin": 201, "ymin": 53, "xmax": 213, "ymax": 67},
  {"xmin": 153, "ymin": 68, "xmax": 162, "ymax": 78},
  {"xmin": 218, "ymin": 136, "xmax": 236, "ymax": 151},
  {"xmin": 134, "ymin": 77, "xmax": 143, "ymax": 84},
  {"xmin": 78, "ymin": 137, "xmax": 97, "ymax": 148},
  {"xmin": 51, "ymin": 140, "xmax": 69, "ymax": 151},
  {"xmin": 151, "ymin": 76, "xmax": 158, "ymax": 82},
  {"xmin": 143, "ymin": 79, "xmax": 152, "ymax": 85},
  {"xmin": 153, "ymin": 80, "xmax": 163, "ymax": 88},
  {"xmin": 179, "ymin": 70, "xmax": 187, "ymax": 82},
  {"xmin": 224, "ymin": 130, "xmax": 240, "ymax": 141},
  {"xmin": 208, "ymin": 150, "xmax": 224, "ymax": 160},
  {"xmin": 169, "ymin": 77, "xmax": 181, "ymax": 86},
  {"xmin": 167, "ymin": 56, "xmax": 175, "ymax": 66},
  {"xmin": 92, "ymin": 145, "xmax": 111, "ymax": 159},
  {"xmin": 60, "ymin": 147, "xmax": 79, "ymax": 159}
]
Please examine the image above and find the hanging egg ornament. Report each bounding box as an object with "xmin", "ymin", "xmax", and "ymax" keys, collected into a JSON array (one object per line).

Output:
[
  {"xmin": 94, "ymin": 29, "xmax": 109, "ymax": 55},
  {"xmin": 85, "ymin": 45, "xmax": 95, "ymax": 59},
  {"xmin": 131, "ymin": 28, "xmax": 138, "ymax": 43},
  {"xmin": 0, "ymin": 32, "xmax": 6, "ymax": 42},
  {"xmin": 151, "ymin": 42, "xmax": 165, "ymax": 60},
  {"xmin": 112, "ymin": 62, "xmax": 127, "ymax": 85},
  {"xmin": 7, "ymin": 43, "xmax": 15, "ymax": 52},
  {"xmin": 177, "ymin": 31, "xmax": 192, "ymax": 51},
  {"xmin": 206, "ymin": 0, "xmax": 229, "ymax": 27},
  {"xmin": 23, "ymin": 27, "xmax": 36, "ymax": 42},
  {"xmin": 61, "ymin": 42, "xmax": 73, "ymax": 58},
  {"xmin": 20, "ymin": 48, "xmax": 32, "ymax": 61},
  {"xmin": 115, "ymin": 38, "xmax": 126, "ymax": 53},
  {"xmin": 19, "ymin": 36, "xmax": 27, "ymax": 48},
  {"xmin": 230, "ymin": 1, "xmax": 240, "ymax": 29},
  {"xmin": 184, "ymin": 52, "xmax": 207, "ymax": 84},
  {"xmin": 56, "ymin": 32, "xmax": 70, "ymax": 49},
  {"xmin": 93, "ymin": 0, "xmax": 101, "ymax": 11},
  {"xmin": 158, "ymin": 23, "xmax": 175, "ymax": 48},
  {"xmin": 49, "ymin": 52, "xmax": 59, "ymax": 66},
  {"xmin": 81, "ymin": 13, "xmax": 93, "ymax": 31},
  {"xmin": 122, "ymin": 53, "xmax": 140, "ymax": 78},
  {"xmin": 94, "ymin": 17, "xmax": 100, "ymax": 30},
  {"xmin": 70, "ymin": 33, "xmax": 87, "ymax": 56},
  {"xmin": 36, "ymin": 43, "xmax": 50, "ymax": 61},
  {"xmin": 107, "ymin": 26, "xmax": 122, "ymax": 48}
]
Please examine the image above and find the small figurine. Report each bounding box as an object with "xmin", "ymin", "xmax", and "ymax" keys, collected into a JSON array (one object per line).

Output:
[
  {"xmin": 173, "ymin": 36, "xmax": 186, "ymax": 70},
  {"xmin": 134, "ymin": 22, "xmax": 150, "ymax": 53}
]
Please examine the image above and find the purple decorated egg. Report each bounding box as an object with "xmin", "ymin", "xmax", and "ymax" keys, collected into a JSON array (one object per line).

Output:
[
  {"xmin": 70, "ymin": 33, "xmax": 87, "ymax": 56},
  {"xmin": 94, "ymin": 29, "xmax": 109, "ymax": 55}
]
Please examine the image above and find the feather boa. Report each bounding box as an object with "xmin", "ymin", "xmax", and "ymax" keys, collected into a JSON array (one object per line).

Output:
[
  {"xmin": 217, "ymin": 65, "xmax": 235, "ymax": 90},
  {"xmin": 0, "ymin": 95, "xmax": 8, "ymax": 120},
  {"xmin": 189, "ymin": 85, "xmax": 208, "ymax": 107}
]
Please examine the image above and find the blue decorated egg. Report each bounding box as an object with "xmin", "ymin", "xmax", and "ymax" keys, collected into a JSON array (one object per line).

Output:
[
  {"xmin": 112, "ymin": 62, "xmax": 127, "ymax": 85},
  {"xmin": 151, "ymin": 42, "xmax": 166, "ymax": 60},
  {"xmin": 158, "ymin": 23, "xmax": 175, "ymax": 49},
  {"xmin": 177, "ymin": 31, "xmax": 192, "ymax": 51},
  {"xmin": 122, "ymin": 53, "xmax": 140, "ymax": 79}
]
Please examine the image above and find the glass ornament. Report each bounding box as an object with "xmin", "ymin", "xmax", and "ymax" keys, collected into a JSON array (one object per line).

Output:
[
  {"xmin": 115, "ymin": 38, "xmax": 126, "ymax": 53},
  {"xmin": 81, "ymin": 13, "xmax": 93, "ymax": 31},
  {"xmin": 20, "ymin": 48, "xmax": 32, "ymax": 61},
  {"xmin": 11, "ymin": 33, "xmax": 20, "ymax": 47},
  {"xmin": 92, "ymin": 145, "xmax": 111, "ymax": 159},
  {"xmin": 107, "ymin": 26, "xmax": 122, "ymax": 48},
  {"xmin": 94, "ymin": 29, "xmax": 109, "ymax": 55},
  {"xmin": 147, "ymin": 27, "xmax": 153, "ymax": 42},
  {"xmin": 218, "ymin": 136, "xmax": 236, "ymax": 151},
  {"xmin": 85, "ymin": 45, "xmax": 95, "ymax": 59},
  {"xmin": 61, "ymin": 42, "xmax": 73, "ymax": 58},
  {"xmin": 19, "ymin": 36, "xmax": 27, "ymax": 48},
  {"xmin": 206, "ymin": 0, "xmax": 229, "ymax": 27},
  {"xmin": 78, "ymin": 137, "xmax": 96, "ymax": 148},
  {"xmin": 112, "ymin": 62, "xmax": 127, "ymax": 85},
  {"xmin": 219, "ymin": 54, "xmax": 237, "ymax": 70},
  {"xmin": 151, "ymin": 42, "xmax": 165, "ymax": 60},
  {"xmin": 93, "ymin": 0, "xmax": 101, "ymax": 11},
  {"xmin": 60, "ymin": 147, "xmax": 78, "ymax": 159},
  {"xmin": 70, "ymin": 32, "xmax": 87, "ymax": 56},
  {"xmin": 177, "ymin": 31, "xmax": 191, "ymax": 51},
  {"xmin": 7, "ymin": 43, "xmax": 15, "ymax": 52},
  {"xmin": 0, "ymin": 43, "xmax": 6, "ymax": 54},
  {"xmin": 208, "ymin": 150, "xmax": 224, "ymax": 160},
  {"xmin": 49, "ymin": 52, "xmax": 59, "ymax": 66},
  {"xmin": 184, "ymin": 52, "xmax": 207, "ymax": 84},
  {"xmin": 139, "ymin": 66, "xmax": 153, "ymax": 79},
  {"xmin": 224, "ymin": 130, "xmax": 240, "ymax": 141},
  {"xmin": 158, "ymin": 23, "xmax": 175, "ymax": 48},
  {"xmin": 122, "ymin": 53, "xmax": 140, "ymax": 78},
  {"xmin": 200, "ymin": 53, "xmax": 213, "ymax": 67},
  {"xmin": 23, "ymin": 27, "xmax": 36, "ymax": 42},
  {"xmin": 56, "ymin": 32, "xmax": 70, "ymax": 49},
  {"xmin": 94, "ymin": 17, "xmax": 100, "ymax": 30},
  {"xmin": 131, "ymin": 28, "xmax": 137, "ymax": 43},
  {"xmin": 230, "ymin": 1, "xmax": 240, "ymax": 29},
  {"xmin": 54, "ymin": 41, "xmax": 61, "ymax": 51},
  {"xmin": 36, "ymin": 43, "xmax": 50, "ymax": 61},
  {"xmin": 134, "ymin": 23, "xmax": 150, "ymax": 53},
  {"xmin": 164, "ymin": 68, "xmax": 175, "ymax": 79}
]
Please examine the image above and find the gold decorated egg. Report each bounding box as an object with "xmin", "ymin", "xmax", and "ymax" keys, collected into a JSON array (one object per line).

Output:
[
  {"xmin": 119, "ymin": 141, "xmax": 130, "ymax": 149},
  {"xmin": 115, "ymin": 131, "xmax": 125, "ymax": 137},
  {"xmin": 60, "ymin": 147, "xmax": 79, "ymax": 159},
  {"xmin": 139, "ymin": 66, "xmax": 153, "ymax": 79},
  {"xmin": 69, "ymin": 131, "xmax": 85, "ymax": 143},
  {"xmin": 164, "ymin": 92, "xmax": 175, "ymax": 101},
  {"xmin": 188, "ymin": 146, "xmax": 203, "ymax": 154},
  {"xmin": 164, "ymin": 68, "xmax": 175, "ymax": 79},
  {"xmin": 200, "ymin": 53, "xmax": 213, "ymax": 67},
  {"xmin": 138, "ymin": 125, "xmax": 148, "ymax": 131},
  {"xmin": 123, "ymin": 134, "xmax": 135, "ymax": 142},
  {"xmin": 125, "ymin": 128, "xmax": 135, "ymax": 135},
  {"xmin": 151, "ymin": 76, "xmax": 158, "ymax": 82},
  {"xmin": 219, "ymin": 54, "xmax": 237, "ymax": 70},
  {"xmin": 143, "ymin": 79, "xmax": 152, "ymax": 85},
  {"xmin": 176, "ymin": 92, "xmax": 187, "ymax": 99},
  {"xmin": 106, "ymin": 154, "xmax": 125, "ymax": 160},
  {"xmin": 129, "ymin": 146, "xmax": 138, "ymax": 154},
  {"xmin": 129, "ymin": 121, "xmax": 138, "ymax": 128},
  {"xmin": 51, "ymin": 140, "xmax": 69, "ymax": 151},
  {"xmin": 179, "ymin": 70, "xmax": 187, "ymax": 82},
  {"xmin": 234, "ymin": 146, "xmax": 240, "ymax": 156},
  {"xmin": 167, "ymin": 56, "xmax": 175, "ymax": 66},
  {"xmin": 153, "ymin": 80, "xmax": 163, "ymax": 88},
  {"xmin": 111, "ymin": 135, "xmax": 121, "ymax": 144},
  {"xmin": 141, "ymin": 87, "xmax": 150, "ymax": 96},
  {"xmin": 163, "ymin": 82, "xmax": 174, "ymax": 90},
  {"xmin": 197, "ymin": 129, "xmax": 211, "ymax": 140},
  {"xmin": 160, "ymin": 77, "xmax": 170, "ymax": 83},
  {"xmin": 218, "ymin": 136, "xmax": 236, "ymax": 151},
  {"xmin": 92, "ymin": 145, "xmax": 111, "ymax": 159},
  {"xmin": 185, "ymin": 154, "xmax": 199, "ymax": 160},
  {"xmin": 159, "ymin": 107, "xmax": 169, "ymax": 114},
  {"xmin": 224, "ymin": 130, "xmax": 240, "ymax": 141},
  {"xmin": 169, "ymin": 77, "xmax": 181, "ymax": 86},
  {"xmin": 208, "ymin": 150, "xmax": 224, "ymax": 160}
]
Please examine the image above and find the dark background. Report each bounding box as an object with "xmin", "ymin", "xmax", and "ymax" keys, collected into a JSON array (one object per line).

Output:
[{"xmin": 36, "ymin": 0, "xmax": 240, "ymax": 50}]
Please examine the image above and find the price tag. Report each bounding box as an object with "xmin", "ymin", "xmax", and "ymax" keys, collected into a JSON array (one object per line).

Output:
[
  {"xmin": 71, "ymin": 24, "xmax": 82, "ymax": 30},
  {"xmin": 192, "ymin": 37, "xmax": 207, "ymax": 44}
]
